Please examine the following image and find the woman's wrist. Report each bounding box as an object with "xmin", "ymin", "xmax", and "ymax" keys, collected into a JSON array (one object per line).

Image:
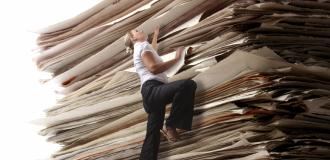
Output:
[{"xmin": 174, "ymin": 56, "xmax": 180, "ymax": 62}]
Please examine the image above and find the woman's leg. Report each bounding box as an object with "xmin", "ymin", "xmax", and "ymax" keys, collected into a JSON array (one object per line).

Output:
[
  {"xmin": 149, "ymin": 79, "xmax": 197, "ymax": 131},
  {"xmin": 166, "ymin": 80, "xmax": 196, "ymax": 131},
  {"xmin": 140, "ymin": 80, "xmax": 166, "ymax": 160},
  {"xmin": 140, "ymin": 105, "xmax": 166, "ymax": 160}
]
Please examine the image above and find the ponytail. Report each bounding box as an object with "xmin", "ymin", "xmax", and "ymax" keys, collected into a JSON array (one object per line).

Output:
[{"xmin": 124, "ymin": 31, "xmax": 134, "ymax": 55}]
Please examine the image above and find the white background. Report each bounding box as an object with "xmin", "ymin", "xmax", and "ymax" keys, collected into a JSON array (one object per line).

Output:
[{"xmin": 0, "ymin": 1, "xmax": 102, "ymax": 159}]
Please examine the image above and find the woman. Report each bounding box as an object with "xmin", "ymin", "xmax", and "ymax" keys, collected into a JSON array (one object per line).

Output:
[{"xmin": 124, "ymin": 26, "xmax": 197, "ymax": 160}]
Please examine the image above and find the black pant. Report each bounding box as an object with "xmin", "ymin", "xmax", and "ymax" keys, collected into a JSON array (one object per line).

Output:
[{"xmin": 139, "ymin": 79, "xmax": 197, "ymax": 160}]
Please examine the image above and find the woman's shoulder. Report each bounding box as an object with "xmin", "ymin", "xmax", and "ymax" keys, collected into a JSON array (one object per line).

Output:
[
  {"xmin": 134, "ymin": 42, "xmax": 145, "ymax": 53},
  {"xmin": 135, "ymin": 41, "xmax": 155, "ymax": 54}
]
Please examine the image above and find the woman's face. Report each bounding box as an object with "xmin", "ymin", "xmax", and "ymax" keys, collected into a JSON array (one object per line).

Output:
[{"xmin": 131, "ymin": 29, "xmax": 147, "ymax": 42}]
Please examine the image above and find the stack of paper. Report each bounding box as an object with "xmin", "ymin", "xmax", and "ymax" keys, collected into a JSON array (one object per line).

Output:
[{"xmin": 32, "ymin": 0, "xmax": 330, "ymax": 159}]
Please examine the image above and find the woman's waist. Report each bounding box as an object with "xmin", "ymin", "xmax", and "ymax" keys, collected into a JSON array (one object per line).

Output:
[
  {"xmin": 140, "ymin": 78, "xmax": 164, "ymax": 96},
  {"xmin": 142, "ymin": 78, "xmax": 165, "ymax": 87}
]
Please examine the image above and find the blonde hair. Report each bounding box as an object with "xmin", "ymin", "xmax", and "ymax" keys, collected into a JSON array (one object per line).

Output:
[{"xmin": 124, "ymin": 31, "xmax": 134, "ymax": 55}]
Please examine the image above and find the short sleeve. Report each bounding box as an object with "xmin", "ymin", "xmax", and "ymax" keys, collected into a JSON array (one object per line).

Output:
[{"xmin": 141, "ymin": 43, "xmax": 154, "ymax": 56}]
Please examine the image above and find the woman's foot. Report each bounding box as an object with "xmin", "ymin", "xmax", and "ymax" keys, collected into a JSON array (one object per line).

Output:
[
  {"xmin": 160, "ymin": 126, "xmax": 180, "ymax": 142},
  {"xmin": 176, "ymin": 128, "xmax": 187, "ymax": 134}
]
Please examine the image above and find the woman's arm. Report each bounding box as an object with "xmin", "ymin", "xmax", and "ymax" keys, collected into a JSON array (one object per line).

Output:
[
  {"xmin": 142, "ymin": 47, "xmax": 184, "ymax": 75},
  {"xmin": 151, "ymin": 25, "xmax": 159, "ymax": 51}
]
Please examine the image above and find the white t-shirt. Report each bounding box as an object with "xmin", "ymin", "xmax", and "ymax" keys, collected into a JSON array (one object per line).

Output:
[{"xmin": 133, "ymin": 41, "xmax": 168, "ymax": 90}]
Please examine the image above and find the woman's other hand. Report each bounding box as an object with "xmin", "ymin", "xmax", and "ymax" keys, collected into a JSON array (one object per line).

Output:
[
  {"xmin": 175, "ymin": 46, "xmax": 185, "ymax": 61},
  {"xmin": 152, "ymin": 25, "xmax": 160, "ymax": 50}
]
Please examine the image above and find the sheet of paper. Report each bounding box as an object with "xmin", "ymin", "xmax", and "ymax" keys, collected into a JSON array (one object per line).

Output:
[{"xmin": 164, "ymin": 47, "xmax": 188, "ymax": 77}]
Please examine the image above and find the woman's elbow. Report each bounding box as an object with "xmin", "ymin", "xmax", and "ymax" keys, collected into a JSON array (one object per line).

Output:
[{"xmin": 149, "ymin": 65, "xmax": 159, "ymax": 74}]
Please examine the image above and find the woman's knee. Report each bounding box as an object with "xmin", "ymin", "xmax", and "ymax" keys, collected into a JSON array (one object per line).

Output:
[{"xmin": 184, "ymin": 79, "xmax": 197, "ymax": 90}]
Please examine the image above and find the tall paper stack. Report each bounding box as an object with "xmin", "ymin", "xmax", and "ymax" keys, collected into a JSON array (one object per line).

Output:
[{"xmin": 33, "ymin": 0, "xmax": 330, "ymax": 159}]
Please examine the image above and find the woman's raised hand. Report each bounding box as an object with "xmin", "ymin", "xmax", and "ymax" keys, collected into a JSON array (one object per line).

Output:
[{"xmin": 154, "ymin": 25, "xmax": 160, "ymax": 36}]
